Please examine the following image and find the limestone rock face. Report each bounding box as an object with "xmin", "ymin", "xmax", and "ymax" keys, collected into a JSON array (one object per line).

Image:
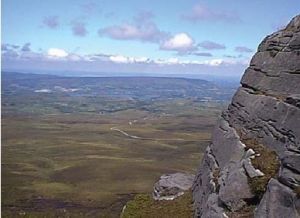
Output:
[
  {"xmin": 193, "ymin": 15, "xmax": 300, "ymax": 218},
  {"xmin": 153, "ymin": 173, "xmax": 194, "ymax": 201},
  {"xmin": 255, "ymin": 179, "xmax": 299, "ymax": 218}
]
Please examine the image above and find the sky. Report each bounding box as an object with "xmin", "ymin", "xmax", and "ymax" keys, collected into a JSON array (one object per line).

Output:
[{"xmin": 1, "ymin": 0, "xmax": 299, "ymax": 77}]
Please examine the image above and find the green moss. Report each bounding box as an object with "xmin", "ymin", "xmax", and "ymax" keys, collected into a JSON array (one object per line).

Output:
[
  {"xmin": 121, "ymin": 192, "xmax": 193, "ymax": 218},
  {"xmin": 242, "ymin": 138, "xmax": 280, "ymax": 199}
]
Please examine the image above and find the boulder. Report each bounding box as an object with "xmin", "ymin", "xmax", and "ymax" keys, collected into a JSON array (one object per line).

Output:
[{"xmin": 153, "ymin": 173, "xmax": 194, "ymax": 200}]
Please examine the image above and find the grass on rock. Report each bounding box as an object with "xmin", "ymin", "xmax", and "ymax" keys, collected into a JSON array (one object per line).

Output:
[
  {"xmin": 242, "ymin": 138, "xmax": 280, "ymax": 199},
  {"xmin": 121, "ymin": 191, "xmax": 193, "ymax": 218}
]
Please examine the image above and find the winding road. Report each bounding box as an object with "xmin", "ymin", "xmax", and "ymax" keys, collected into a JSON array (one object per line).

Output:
[{"xmin": 110, "ymin": 127, "xmax": 197, "ymax": 142}]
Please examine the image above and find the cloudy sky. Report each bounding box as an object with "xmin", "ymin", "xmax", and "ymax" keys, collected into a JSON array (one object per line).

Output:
[{"xmin": 2, "ymin": 0, "xmax": 299, "ymax": 77}]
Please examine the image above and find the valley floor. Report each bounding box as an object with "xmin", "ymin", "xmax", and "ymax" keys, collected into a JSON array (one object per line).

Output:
[
  {"xmin": 2, "ymin": 107, "xmax": 221, "ymax": 217},
  {"xmin": 2, "ymin": 74, "xmax": 230, "ymax": 217}
]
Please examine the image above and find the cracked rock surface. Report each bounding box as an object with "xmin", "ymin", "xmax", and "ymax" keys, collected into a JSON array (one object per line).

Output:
[{"xmin": 193, "ymin": 15, "xmax": 300, "ymax": 218}]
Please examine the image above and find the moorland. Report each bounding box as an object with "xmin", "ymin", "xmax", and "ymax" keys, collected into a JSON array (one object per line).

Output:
[{"xmin": 1, "ymin": 72, "xmax": 236, "ymax": 217}]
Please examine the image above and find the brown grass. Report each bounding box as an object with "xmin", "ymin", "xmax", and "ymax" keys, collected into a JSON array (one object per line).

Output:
[
  {"xmin": 121, "ymin": 191, "xmax": 193, "ymax": 218},
  {"xmin": 2, "ymin": 107, "xmax": 215, "ymax": 217},
  {"xmin": 242, "ymin": 138, "xmax": 280, "ymax": 199},
  {"xmin": 227, "ymin": 205, "xmax": 255, "ymax": 218}
]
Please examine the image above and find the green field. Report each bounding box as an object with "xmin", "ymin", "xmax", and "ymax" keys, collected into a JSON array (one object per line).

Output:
[{"xmin": 2, "ymin": 73, "xmax": 230, "ymax": 217}]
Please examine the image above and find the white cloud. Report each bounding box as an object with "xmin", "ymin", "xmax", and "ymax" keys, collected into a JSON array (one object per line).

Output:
[
  {"xmin": 34, "ymin": 89, "xmax": 52, "ymax": 93},
  {"xmin": 166, "ymin": 58, "xmax": 180, "ymax": 64},
  {"xmin": 2, "ymin": 42, "xmax": 249, "ymax": 77},
  {"xmin": 154, "ymin": 58, "xmax": 180, "ymax": 65},
  {"xmin": 134, "ymin": 57, "xmax": 149, "ymax": 63},
  {"xmin": 98, "ymin": 12, "xmax": 167, "ymax": 43},
  {"xmin": 202, "ymin": 59, "xmax": 223, "ymax": 66},
  {"xmin": 67, "ymin": 53, "xmax": 82, "ymax": 61},
  {"xmin": 152, "ymin": 58, "xmax": 240, "ymax": 66},
  {"xmin": 109, "ymin": 55, "xmax": 130, "ymax": 63},
  {"xmin": 182, "ymin": 4, "xmax": 240, "ymax": 23},
  {"xmin": 161, "ymin": 33, "xmax": 196, "ymax": 52},
  {"xmin": 109, "ymin": 55, "xmax": 150, "ymax": 64},
  {"xmin": 48, "ymin": 48, "xmax": 68, "ymax": 58}
]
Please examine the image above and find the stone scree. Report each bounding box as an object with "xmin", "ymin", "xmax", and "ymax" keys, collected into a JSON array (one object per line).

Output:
[{"xmin": 192, "ymin": 15, "xmax": 300, "ymax": 218}]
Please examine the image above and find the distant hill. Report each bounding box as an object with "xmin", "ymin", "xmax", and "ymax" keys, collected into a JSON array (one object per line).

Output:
[{"xmin": 2, "ymin": 71, "xmax": 236, "ymax": 101}]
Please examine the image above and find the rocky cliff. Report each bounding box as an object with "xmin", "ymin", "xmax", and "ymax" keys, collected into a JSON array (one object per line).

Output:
[{"xmin": 193, "ymin": 15, "xmax": 300, "ymax": 217}]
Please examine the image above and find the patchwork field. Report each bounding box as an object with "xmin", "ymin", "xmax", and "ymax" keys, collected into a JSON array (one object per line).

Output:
[{"xmin": 1, "ymin": 73, "xmax": 233, "ymax": 217}]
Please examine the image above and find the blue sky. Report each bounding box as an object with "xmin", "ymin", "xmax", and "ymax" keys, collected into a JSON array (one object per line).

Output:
[{"xmin": 2, "ymin": 0, "xmax": 299, "ymax": 77}]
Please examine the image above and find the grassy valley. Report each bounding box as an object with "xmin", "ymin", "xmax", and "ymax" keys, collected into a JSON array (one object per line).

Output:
[{"xmin": 1, "ymin": 72, "xmax": 234, "ymax": 217}]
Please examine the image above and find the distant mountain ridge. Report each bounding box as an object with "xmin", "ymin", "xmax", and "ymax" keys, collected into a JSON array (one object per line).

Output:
[{"xmin": 193, "ymin": 15, "xmax": 300, "ymax": 217}]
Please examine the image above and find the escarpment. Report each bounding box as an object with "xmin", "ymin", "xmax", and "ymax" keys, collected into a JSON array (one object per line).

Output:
[{"xmin": 193, "ymin": 15, "xmax": 300, "ymax": 218}]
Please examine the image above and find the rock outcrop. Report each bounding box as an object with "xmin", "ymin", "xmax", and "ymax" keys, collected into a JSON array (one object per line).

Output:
[
  {"xmin": 153, "ymin": 173, "xmax": 194, "ymax": 200},
  {"xmin": 193, "ymin": 15, "xmax": 300, "ymax": 217}
]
